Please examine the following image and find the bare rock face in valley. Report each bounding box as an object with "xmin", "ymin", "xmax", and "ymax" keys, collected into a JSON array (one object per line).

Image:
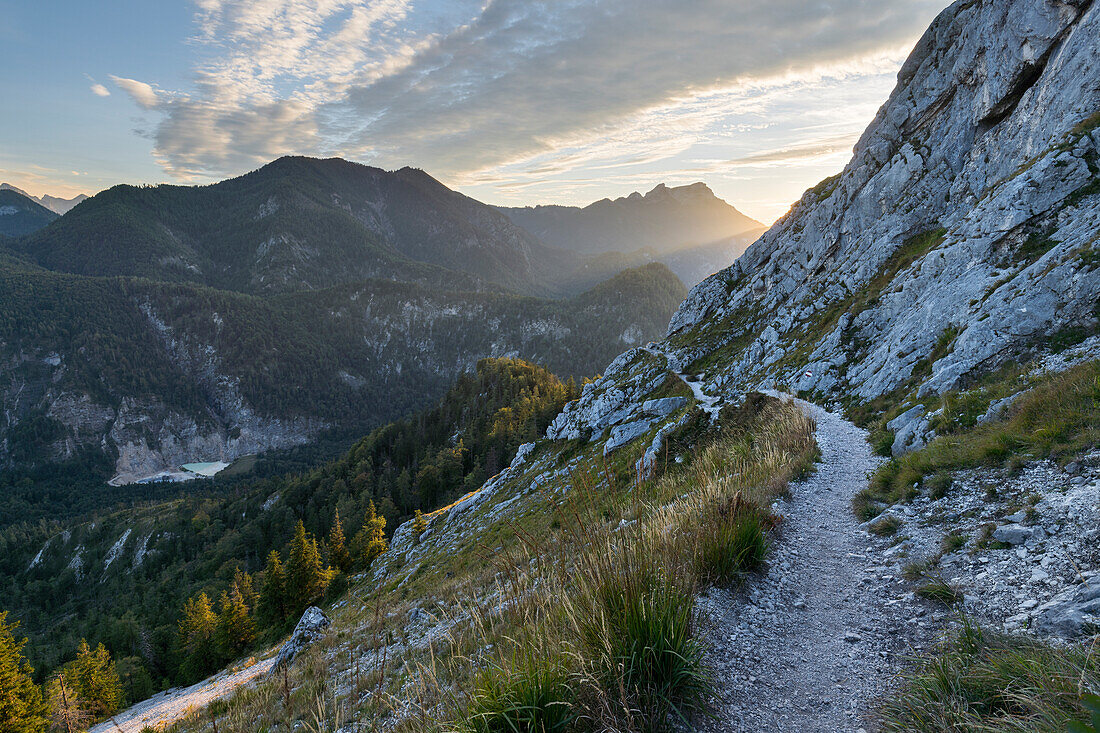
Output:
[{"xmin": 666, "ymin": 0, "xmax": 1100, "ymax": 413}]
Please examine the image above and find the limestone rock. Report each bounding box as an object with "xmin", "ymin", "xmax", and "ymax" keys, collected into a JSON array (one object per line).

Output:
[
  {"xmin": 271, "ymin": 607, "xmax": 330, "ymax": 670},
  {"xmin": 993, "ymin": 524, "xmax": 1033, "ymax": 545},
  {"xmin": 1034, "ymin": 577, "xmax": 1100, "ymax": 637}
]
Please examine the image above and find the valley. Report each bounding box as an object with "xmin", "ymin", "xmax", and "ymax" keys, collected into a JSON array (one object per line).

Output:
[{"xmin": 2, "ymin": 0, "xmax": 1100, "ymax": 731}]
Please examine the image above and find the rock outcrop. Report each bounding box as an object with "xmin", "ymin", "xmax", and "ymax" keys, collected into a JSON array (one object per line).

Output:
[
  {"xmin": 272, "ymin": 607, "xmax": 330, "ymax": 670},
  {"xmin": 665, "ymin": 0, "xmax": 1100, "ymax": 428}
]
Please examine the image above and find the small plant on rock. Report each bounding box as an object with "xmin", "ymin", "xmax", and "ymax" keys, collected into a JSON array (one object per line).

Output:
[
  {"xmin": 916, "ymin": 578, "xmax": 962, "ymax": 606},
  {"xmin": 870, "ymin": 515, "xmax": 903, "ymax": 537}
]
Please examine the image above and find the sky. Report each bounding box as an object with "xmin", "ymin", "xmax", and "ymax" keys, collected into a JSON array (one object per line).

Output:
[{"xmin": 0, "ymin": 0, "xmax": 952, "ymax": 224}]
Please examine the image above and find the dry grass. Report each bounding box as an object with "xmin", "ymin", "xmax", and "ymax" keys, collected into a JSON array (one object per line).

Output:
[{"xmin": 161, "ymin": 396, "xmax": 817, "ymax": 733}]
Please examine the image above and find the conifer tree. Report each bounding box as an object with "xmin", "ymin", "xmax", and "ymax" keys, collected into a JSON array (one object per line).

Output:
[
  {"xmin": 0, "ymin": 611, "xmax": 49, "ymax": 733},
  {"xmin": 256, "ymin": 550, "xmax": 288, "ymax": 628},
  {"xmin": 352, "ymin": 500, "xmax": 387, "ymax": 566},
  {"xmin": 177, "ymin": 593, "xmax": 218, "ymax": 681},
  {"xmin": 215, "ymin": 580, "xmax": 255, "ymax": 660},
  {"xmin": 67, "ymin": 639, "xmax": 122, "ymax": 719},
  {"xmin": 47, "ymin": 673, "xmax": 90, "ymax": 733},
  {"xmin": 412, "ymin": 509, "xmax": 427, "ymax": 543},
  {"xmin": 285, "ymin": 520, "xmax": 330, "ymax": 614},
  {"xmin": 328, "ymin": 510, "xmax": 351, "ymax": 572}
]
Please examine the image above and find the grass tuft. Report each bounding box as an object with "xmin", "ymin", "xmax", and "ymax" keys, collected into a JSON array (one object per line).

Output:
[{"xmin": 882, "ymin": 620, "xmax": 1100, "ymax": 732}]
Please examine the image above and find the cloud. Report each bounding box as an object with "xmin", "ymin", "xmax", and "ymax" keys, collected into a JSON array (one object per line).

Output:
[
  {"xmin": 111, "ymin": 76, "xmax": 161, "ymax": 110},
  {"xmin": 725, "ymin": 134, "xmax": 862, "ymax": 168},
  {"xmin": 119, "ymin": 0, "xmax": 950, "ymax": 187},
  {"xmin": 90, "ymin": 83, "xmax": 110, "ymax": 97}
]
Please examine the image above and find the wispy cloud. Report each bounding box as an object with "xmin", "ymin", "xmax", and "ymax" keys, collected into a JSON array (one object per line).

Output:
[
  {"xmin": 111, "ymin": 76, "xmax": 162, "ymax": 110},
  {"xmin": 107, "ymin": 0, "xmax": 950, "ymax": 215},
  {"xmin": 90, "ymin": 83, "xmax": 110, "ymax": 97}
]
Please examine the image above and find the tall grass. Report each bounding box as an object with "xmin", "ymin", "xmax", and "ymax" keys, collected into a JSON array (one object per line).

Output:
[
  {"xmin": 859, "ymin": 361, "xmax": 1100, "ymax": 513},
  {"xmin": 425, "ymin": 396, "xmax": 817, "ymax": 732},
  {"xmin": 882, "ymin": 620, "xmax": 1100, "ymax": 732}
]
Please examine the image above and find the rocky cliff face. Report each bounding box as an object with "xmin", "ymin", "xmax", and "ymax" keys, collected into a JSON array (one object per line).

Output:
[{"xmin": 661, "ymin": 0, "xmax": 1099, "ymax": 430}]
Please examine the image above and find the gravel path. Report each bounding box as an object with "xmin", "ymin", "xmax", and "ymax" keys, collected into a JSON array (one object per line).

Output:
[
  {"xmin": 693, "ymin": 396, "xmax": 935, "ymax": 732},
  {"xmin": 88, "ymin": 657, "xmax": 274, "ymax": 733}
]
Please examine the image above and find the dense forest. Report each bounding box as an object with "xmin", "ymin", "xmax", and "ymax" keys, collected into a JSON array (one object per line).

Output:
[
  {"xmin": 0, "ymin": 358, "xmax": 580, "ymax": 714},
  {"xmin": 0, "ymin": 255, "xmax": 683, "ymax": 525}
]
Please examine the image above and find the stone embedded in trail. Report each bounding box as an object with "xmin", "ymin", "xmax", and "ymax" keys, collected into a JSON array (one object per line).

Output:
[
  {"xmin": 271, "ymin": 606, "xmax": 330, "ymax": 670},
  {"xmin": 993, "ymin": 524, "xmax": 1033, "ymax": 545}
]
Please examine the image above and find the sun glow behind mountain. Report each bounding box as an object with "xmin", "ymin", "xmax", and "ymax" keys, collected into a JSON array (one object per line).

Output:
[{"xmin": 1, "ymin": 0, "xmax": 950, "ymax": 223}]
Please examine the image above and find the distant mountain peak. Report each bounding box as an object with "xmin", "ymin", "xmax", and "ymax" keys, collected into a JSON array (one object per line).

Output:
[
  {"xmin": 0, "ymin": 182, "xmax": 87, "ymax": 215},
  {"xmin": 500, "ymin": 182, "xmax": 763, "ymax": 258}
]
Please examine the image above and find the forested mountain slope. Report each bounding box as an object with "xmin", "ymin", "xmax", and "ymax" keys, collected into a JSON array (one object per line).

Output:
[
  {"xmin": 500, "ymin": 183, "xmax": 762, "ymax": 255},
  {"xmin": 0, "ymin": 258, "xmax": 684, "ymax": 501},
  {"xmin": 11, "ymin": 157, "xmax": 584, "ymax": 297},
  {"xmin": 0, "ymin": 188, "xmax": 58, "ymax": 237}
]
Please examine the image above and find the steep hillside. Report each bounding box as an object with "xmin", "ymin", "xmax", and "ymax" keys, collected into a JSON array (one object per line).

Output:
[
  {"xmin": 11, "ymin": 157, "xmax": 587, "ymax": 297},
  {"xmin": 0, "ymin": 188, "xmax": 58, "ymax": 237},
  {"xmin": 665, "ymin": 0, "xmax": 1100, "ymax": 445},
  {"xmin": 500, "ymin": 183, "xmax": 763, "ymax": 255},
  {"xmin": 0, "ymin": 257, "xmax": 684, "ymax": 505},
  {"xmin": 1, "ymin": 358, "xmax": 578, "ymax": 688}
]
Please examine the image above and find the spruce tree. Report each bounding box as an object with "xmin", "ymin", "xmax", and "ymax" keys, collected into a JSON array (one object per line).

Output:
[
  {"xmin": 412, "ymin": 509, "xmax": 427, "ymax": 543},
  {"xmin": 47, "ymin": 673, "xmax": 90, "ymax": 733},
  {"xmin": 256, "ymin": 550, "xmax": 288, "ymax": 628},
  {"xmin": 0, "ymin": 611, "xmax": 48, "ymax": 733},
  {"xmin": 328, "ymin": 510, "xmax": 351, "ymax": 572},
  {"xmin": 352, "ymin": 500, "xmax": 388, "ymax": 566},
  {"xmin": 285, "ymin": 520, "xmax": 330, "ymax": 615},
  {"xmin": 177, "ymin": 593, "xmax": 218, "ymax": 681},
  {"xmin": 215, "ymin": 581, "xmax": 255, "ymax": 660},
  {"xmin": 68, "ymin": 639, "xmax": 123, "ymax": 719}
]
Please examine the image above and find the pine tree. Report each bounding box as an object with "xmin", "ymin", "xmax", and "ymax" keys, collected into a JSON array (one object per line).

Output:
[
  {"xmin": 412, "ymin": 509, "xmax": 427, "ymax": 544},
  {"xmin": 352, "ymin": 500, "xmax": 388, "ymax": 566},
  {"xmin": 285, "ymin": 520, "xmax": 330, "ymax": 614},
  {"xmin": 177, "ymin": 593, "xmax": 218, "ymax": 681},
  {"xmin": 0, "ymin": 611, "xmax": 48, "ymax": 733},
  {"xmin": 256, "ymin": 550, "xmax": 288, "ymax": 628},
  {"xmin": 328, "ymin": 510, "xmax": 351, "ymax": 572},
  {"xmin": 67, "ymin": 639, "xmax": 122, "ymax": 720}
]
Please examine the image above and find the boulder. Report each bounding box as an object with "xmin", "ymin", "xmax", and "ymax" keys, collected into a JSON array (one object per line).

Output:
[
  {"xmin": 1033, "ymin": 577, "xmax": 1100, "ymax": 638},
  {"xmin": 992, "ymin": 524, "xmax": 1032, "ymax": 545},
  {"xmin": 641, "ymin": 397, "xmax": 688, "ymax": 418},
  {"xmin": 604, "ymin": 420, "xmax": 653, "ymax": 455},
  {"xmin": 888, "ymin": 405, "xmax": 933, "ymax": 457},
  {"xmin": 271, "ymin": 606, "xmax": 330, "ymax": 670}
]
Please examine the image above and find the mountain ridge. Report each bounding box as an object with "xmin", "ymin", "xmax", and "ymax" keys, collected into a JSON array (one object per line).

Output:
[
  {"xmin": 0, "ymin": 182, "xmax": 88, "ymax": 214},
  {"xmin": 498, "ymin": 181, "xmax": 764, "ymax": 257}
]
